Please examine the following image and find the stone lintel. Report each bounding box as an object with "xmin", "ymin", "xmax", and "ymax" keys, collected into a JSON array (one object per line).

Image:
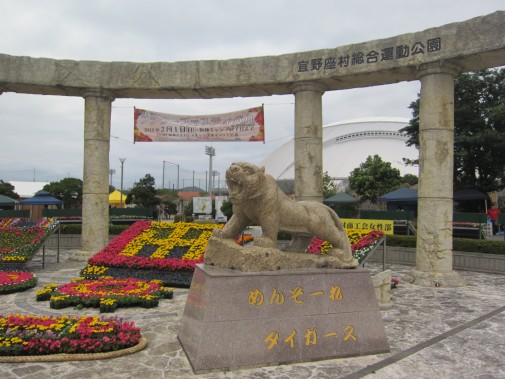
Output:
[{"xmin": 0, "ymin": 12, "xmax": 503, "ymax": 98}]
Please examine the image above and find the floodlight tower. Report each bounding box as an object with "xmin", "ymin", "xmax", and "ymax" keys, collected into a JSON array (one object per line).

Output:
[{"xmin": 205, "ymin": 146, "xmax": 215, "ymax": 194}]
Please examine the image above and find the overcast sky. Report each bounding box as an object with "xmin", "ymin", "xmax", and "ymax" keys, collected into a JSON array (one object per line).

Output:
[{"xmin": 0, "ymin": 0, "xmax": 502, "ymax": 191}]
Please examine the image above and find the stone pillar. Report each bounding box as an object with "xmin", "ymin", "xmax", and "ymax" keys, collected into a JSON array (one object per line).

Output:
[
  {"xmin": 291, "ymin": 82, "xmax": 326, "ymax": 202},
  {"xmin": 284, "ymin": 82, "xmax": 326, "ymax": 252},
  {"xmin": 79, "ymin": 90, "xmax": 114, "ymax": 256},
  {"xmin": 404, "ymin": 62, "xmax": 467, "ymax": 287}
]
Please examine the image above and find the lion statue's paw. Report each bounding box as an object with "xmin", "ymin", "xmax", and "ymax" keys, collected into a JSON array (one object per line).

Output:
[
  {"xmin": 328, "ymin": 248, "xmax": 359, "ymax": 268},
  {"xmin": 252, "ymin": 236, "xmax": 276, "ymax": 248}
]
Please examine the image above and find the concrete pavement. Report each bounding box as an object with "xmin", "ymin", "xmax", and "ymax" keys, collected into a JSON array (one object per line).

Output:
[{"xmin": 1, "ymin": 248, "xmax": 504, "ymax": 379}]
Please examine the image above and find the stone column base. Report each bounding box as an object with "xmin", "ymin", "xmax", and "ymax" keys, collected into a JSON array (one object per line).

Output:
[
  {"xmin": 68, "ymin": 250, "xmax": 95, "ymax": 262},
  {"xmin": 403, "ymin": 269, "xmax": 468, "ymax": 287},
  {"xmin": 372, "ymin": 270, "xmax": 393, "ymax": 309}
]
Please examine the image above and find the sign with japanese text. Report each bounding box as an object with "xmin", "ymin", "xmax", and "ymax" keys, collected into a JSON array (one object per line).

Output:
[
  {"xmin": 134, "ymin": 105, "xmax": 265, "ymax": 142},
  {"xmin": 248, "ymin": 283, "xmax": 359, "ymax": 350},
  {"xmin": 179, "ymin": 266, "xmax": 390, "ymax": 371},
  {"xmin": 296, "ymin": 37, "xmax": 442, "ymax": 74},
  {"xmin": 341, "ymin": 218, "xmax": 394, "ymax": 234}
]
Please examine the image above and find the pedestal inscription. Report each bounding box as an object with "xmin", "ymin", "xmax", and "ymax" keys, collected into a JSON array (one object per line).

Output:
[{"xmin": 178, "ymin": 264, "xmax": 390, "ymax": 373}]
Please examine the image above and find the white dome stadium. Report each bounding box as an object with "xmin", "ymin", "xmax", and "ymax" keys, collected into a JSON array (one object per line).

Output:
[{"xmin": 261, "ymin": 117, "xmax": 419, "ymax": 180}]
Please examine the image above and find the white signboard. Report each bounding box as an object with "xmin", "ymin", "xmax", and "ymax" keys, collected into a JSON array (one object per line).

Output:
[
  {"xmin": 193, "ymin": 197, "xmax": 212, "ymax": 215},
  {"xmin": 215, "ymin": 196, "xmax": 229, "ymax": 222}
]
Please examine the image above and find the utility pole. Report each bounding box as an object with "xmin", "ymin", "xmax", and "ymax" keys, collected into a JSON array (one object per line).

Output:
[{"xmin": 119, "ymin": 158, "xmax": 126, "ymax": 207}]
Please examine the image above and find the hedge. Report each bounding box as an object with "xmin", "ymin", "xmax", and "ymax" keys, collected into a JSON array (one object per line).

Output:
[
  {"xmin": 386, "ymin": 235, "xmax": 505, "ymax": 255},
  {"xmin": 60, "ymin": 224, "xmax": 130, "ymax": 235},
  {"xmin": 59, "ymin": 224, "xmax": 505, "ymax": 256}
]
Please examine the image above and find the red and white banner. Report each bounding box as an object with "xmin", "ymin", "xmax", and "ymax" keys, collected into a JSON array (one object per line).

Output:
[{"xmin": 134, "ymin": 106, "xmax": 264, "ymax": 142}]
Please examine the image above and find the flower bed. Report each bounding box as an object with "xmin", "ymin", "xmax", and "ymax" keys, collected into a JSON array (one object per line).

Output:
[
  {"xmin": 0, "ymin": 314, "xmax": 142, "ymax": 357},
  {"xmin": 0, "ymin": 218, "xmax": 59, "ymax": 268},
  {"xmin": 53, "ymin": 216, "xmax": 82, "ymax": 221},
  {"xmin": 0, "ymin": 271, "xmax": 38, "ymax": 295},
  {"xmin": 36, "ymin": 276, "xmax": 173, "ymax": 313},
  {"xmin": 391, "ymin": 277, "xmax": 399, "ymax": 288},
  {"xmin": 81, "ymin": 221, "xmax": 222, "ymax": 287},
  {"xmin": 307, "ymin": 229, "xmax": 385, "ymax": 263}
]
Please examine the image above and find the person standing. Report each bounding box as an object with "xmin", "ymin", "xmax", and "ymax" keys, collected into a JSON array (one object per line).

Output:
[{"xmin": 487, "ymin": 205, "xmax": 501, "ymax": 235}]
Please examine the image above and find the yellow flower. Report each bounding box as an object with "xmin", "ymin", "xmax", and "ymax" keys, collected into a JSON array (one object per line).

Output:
[
  {"xmin": 50, "ymin": 295, "xmax": 69, "ymax": 301},
  {"xmin": 100, "ymin": 298, "xmax": 117, "ymax": 306}
]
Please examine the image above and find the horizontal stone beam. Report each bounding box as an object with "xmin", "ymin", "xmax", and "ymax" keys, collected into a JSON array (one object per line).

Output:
[{"xmin": 0, "ymin": 11, "xmax": 504, "ymax": 99}]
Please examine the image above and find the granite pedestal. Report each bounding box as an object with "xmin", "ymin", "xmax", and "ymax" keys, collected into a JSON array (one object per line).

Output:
[{"xmin": 178, "ymin": 264, "xmax": 390, "ymax": 373}]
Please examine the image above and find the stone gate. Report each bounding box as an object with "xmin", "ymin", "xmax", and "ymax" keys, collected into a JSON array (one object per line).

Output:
[{"xmin": 1, "ymin": 11, "xmax": 504, "ymax": 286}]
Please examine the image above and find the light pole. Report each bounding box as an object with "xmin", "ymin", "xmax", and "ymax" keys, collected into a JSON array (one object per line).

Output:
[
  {"xmin": 119, "ymin": 158, "xmax": 126, "ymax": 207},
  {"xmin": 109, "ymin": 169, "xmax": 115, "ymax": 186},
  {"xmin": 213, "ymin": 170, "xmax": 220, "ymax": 192},
  {"xmin": 163, "ymin": 161, "xmax": 179, "ymax": 190},
  {"xmin": 205, "ymin": 146, "xmax": 215, "ymax": 194}
]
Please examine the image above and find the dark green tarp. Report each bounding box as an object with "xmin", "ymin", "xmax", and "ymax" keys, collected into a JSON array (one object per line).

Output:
[
  {"xmin": 323, "ymin": 192, "xmax": 358, "ymax": 204},
  {"xmin": 0, "ymin": 194, "xmax": 17, "ymax": 205},
  {"xmin": 378, "ymin": 188, "xmax": 418, "ymax": 202}
]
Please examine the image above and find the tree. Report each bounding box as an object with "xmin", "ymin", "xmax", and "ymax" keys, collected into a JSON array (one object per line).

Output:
[
  {"xmin": 401, "ymin": 68, "xmax": 505, "ymax": 193},
  {"xmin": 348, "ymin": 155, "xmax": 402, "ymax": 203},
  {"xmin": 184, "ymin": 199, "xmax": 193, "ymax": 217},
  {"xmin": 401, "ymin": 174, "xmax": 418, "ymax": 187},
  {"xmin": 43, "ymin": 178, "xmax": 83, "ymax": 208},
  {"xmin": 322, "ymin": 171, "xmax": 337, "ymax": 199},
  {"xmin": 220, "ymin": 199, "xmax": 233, "ymax": 219},
  {"xmin": 156, "ymin": 188, "xmax": 179, "ymax": 201},
  {"xmin": 0, "ymin": 180, "xmax": 19, "ymax": 199},
  {"xmin": 126, "ymin": 174, "xmax": 160, "ymax": 208},
  {"xmin": 162, "ymin": 199, "xmax": 178, "ymax": 217}
]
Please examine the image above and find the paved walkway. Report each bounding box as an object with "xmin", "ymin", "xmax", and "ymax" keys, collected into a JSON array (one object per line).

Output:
[{"xmin": 1, "ymin": 248, "xmax": 505, "ymax": 379}]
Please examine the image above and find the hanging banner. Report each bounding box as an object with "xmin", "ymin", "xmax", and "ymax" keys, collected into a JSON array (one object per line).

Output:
[
  {"xmin": 488, "ymin": 191, "xmax": 497, "ymax": 206},
  {"xmin": 134, "ymin": 105, "xmax": 264, "ymax": 142}
]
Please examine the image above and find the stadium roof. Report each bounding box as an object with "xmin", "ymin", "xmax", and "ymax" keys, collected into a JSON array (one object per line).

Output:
[{"xmin": 261, "ymin": 117, "xmax": 419, "ymax": 180}]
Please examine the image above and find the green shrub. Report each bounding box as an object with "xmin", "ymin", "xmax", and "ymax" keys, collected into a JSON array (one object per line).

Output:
[
  {"xmin": 173, "ymin": 214, "xmax": 184, "ymax": 223},
  {"xmin": 386, "ymin": 235, "xmax": 416, "ymax": 248},
  {"xmin": 60, "ymin": 224, "xmax": 130, "ymax": 235},
  {"xmin": 110, "ymin": 225, "xmax": 130, "ymax": 235},
  {"xmin": 453, "ymin": 238, "xmax": 505, "ymax": 255},
  {"xmin": 386, "ymin": 234, "xmax": 505, "ymax": 255},
  {"xmin": 60, "ymin": 224, "xmax": 82, "ymax": 234}
]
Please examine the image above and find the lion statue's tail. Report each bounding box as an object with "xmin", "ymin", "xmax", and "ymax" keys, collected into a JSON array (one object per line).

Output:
[{"xmin": 329, "ymin": 208, "xmax": 352, "ymax": 255}]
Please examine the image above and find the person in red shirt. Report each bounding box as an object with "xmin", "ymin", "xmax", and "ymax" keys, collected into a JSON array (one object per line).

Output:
[{"xmin": 487, "ymin": 205, "xmax": 501, "ymax": 235}]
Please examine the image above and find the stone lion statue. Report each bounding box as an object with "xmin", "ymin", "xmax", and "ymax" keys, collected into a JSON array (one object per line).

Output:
[{"xmin": 213, "ymin": 162, "xmax": 358, "ymax": 267}]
